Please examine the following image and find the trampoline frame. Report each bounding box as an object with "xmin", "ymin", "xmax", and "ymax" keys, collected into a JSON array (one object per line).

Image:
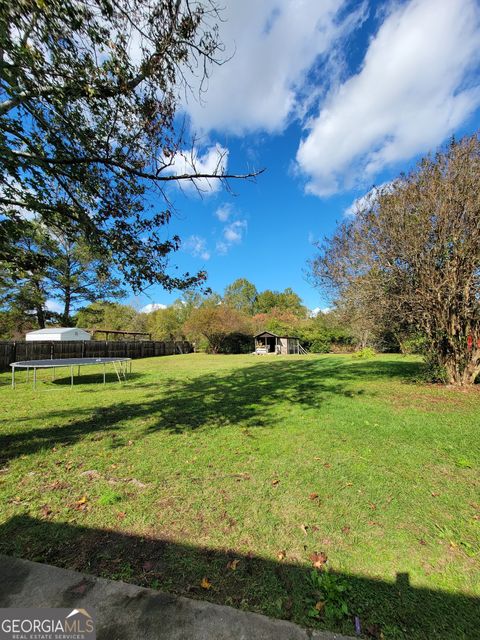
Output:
[{"xmin": 10, "ymin": 357, "xmax": 132, "ymax": 389}]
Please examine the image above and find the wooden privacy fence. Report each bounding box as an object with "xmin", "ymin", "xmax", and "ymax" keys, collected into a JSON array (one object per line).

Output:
[{"xmin": 0, "ymin": 340, "xmax": 192, "ymax": 372}]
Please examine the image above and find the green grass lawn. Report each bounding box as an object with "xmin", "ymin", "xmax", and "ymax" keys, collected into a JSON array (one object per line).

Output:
[{"xmin": 0, "ymin": 354, "xmax": 478, "ymax": 639}]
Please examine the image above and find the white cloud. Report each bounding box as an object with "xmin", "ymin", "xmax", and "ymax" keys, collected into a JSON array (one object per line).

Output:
[
  {"xmin": 214, "ymin": 203, "xmax": 233, "ymax": 222},
  {"xmin": 184, "ymin": 0, "xmax": 366, "ymax": 135},
  {"xmin": 296, "ymin": 0, "xmax": 480, "ymax": 196},
  {"xmin": 182, "ymin": 235, "xmax": 211, "ymax": 260},
  {"xmin": 140, "ymin": 303, "xmax": 167, "ymax": 313},
  {"xmin": 165, "ymin": 144, "xmax": 229, "ymax": 194},
  {"xmin": 344, "ymin": 181, "xmax": 394, "ymax": 217},
  {"xmin": 216, "ymin": 220, "xmax": 247, "ymax": 254},
  {"xmin": 310, "ymin": 306, "xmax": 331, "ymax": 317},
  {"xmin": 224, "ymin": 220, "xmax": 246, "ymax": 243},
  {"xmin": 45, "ymin": 299, "xmax": 63, "ymax": 314}
]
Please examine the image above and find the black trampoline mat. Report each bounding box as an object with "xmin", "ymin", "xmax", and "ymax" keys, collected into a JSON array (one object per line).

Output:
[{"xmin": 11, "ymin": 357, "xmax": 131, "ymax": 368}]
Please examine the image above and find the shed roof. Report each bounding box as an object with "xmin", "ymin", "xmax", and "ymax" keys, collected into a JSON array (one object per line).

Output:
[
  {"xmin": 26, "ymin": 327, "xmax": 89, "ymax": 335},
  {"xmin": 253, "ymin": 331, "xmax": 300, "ymax": 340}
]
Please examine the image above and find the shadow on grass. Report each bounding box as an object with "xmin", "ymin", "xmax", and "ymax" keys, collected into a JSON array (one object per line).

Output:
[
  {"xmin": 0, "ymin": 515, "xmax": 477, "ymax": 640},
  {"xmin": 51, "ymin": 372, "xmax": 147, "ymax": 387},
  {"xmin": 0, "ymin": 357, "xmax": 423, "ymax": 464}
]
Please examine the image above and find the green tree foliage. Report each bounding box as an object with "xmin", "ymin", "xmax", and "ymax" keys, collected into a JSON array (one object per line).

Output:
[
  {"xmin": 255, "ymin": 288, "xmax": 307, "ymax": 317},
  {"xmin": 45, "ymin": 234, "xmax": 124, "ymax": 325},
  {"xmin": 146, "ymin": 304, "xmax": 186, "ymax": 341},
  {"xmin": 311, "ymin": 135, "xmax": 480, "ymax": 385},
  {"xmin": 223, "ymin": 278, "xmax": 258, "ymax": 314},
  {"xmin": 0, "ymin": 223, "xmax": 50, "ymax": 329},
  {"xmin": 183, "ymin": 303, "xmax": 251, "ymax": 353},
  {"xmin": 0, "ymin": 222, "xmax": 123, "ymax": 331},
  {"xmin": 1, "ymin": 0, "xmax": 258, "ymax": 291},
  {"xmin": 298, "ymin": 312, "xmax": 353, "ymax": 353},
  {"xmin": 0, "ymin": 308, "xmax": 37, "ymax": 340},
  {"xmin": 75, "ymin": 302, "xmax": 138, "ymax": 335}
]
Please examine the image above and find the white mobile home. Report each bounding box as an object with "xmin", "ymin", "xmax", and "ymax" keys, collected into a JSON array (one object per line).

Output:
[{"xmin": 25, "ymin": 328, "xmax": 91, "ymax": 342}]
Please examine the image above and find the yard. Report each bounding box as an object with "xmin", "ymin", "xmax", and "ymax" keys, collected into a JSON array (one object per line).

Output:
[{"xmin": 0, "ymin": 353, "xmax": 478, "ymax": 639}]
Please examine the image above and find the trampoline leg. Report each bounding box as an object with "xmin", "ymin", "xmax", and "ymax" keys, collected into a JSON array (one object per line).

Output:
[
  {"xmin": 12, "ymin": 367, "xmax": 15, "ymax": 390},
  {"xmin": 78, "ymin": 365, "xmax": 80, "ymax": 378},
  {"xmin": 113, "ymin": 361, "xmax": 122, "ymax": 383},
  {"xmin": 26, "ymin": 367, "xmax": 29, "ymax": 383},
  {"xmin": 70, "ymin": 366, "xmax": 73, "ymax": 388},
  {"xmin": 33, "ymin": 367, "xmax": 37, "ymax": 390},
  {"xmin": 52, "ymin": 367, "xmax": 55, "ymax": 381}
]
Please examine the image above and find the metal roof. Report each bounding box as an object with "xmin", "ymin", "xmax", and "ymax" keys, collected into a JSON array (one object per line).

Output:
[
  {"xmin": 253, "ymin": 331, "xmax": 300, "ymax": 339},
  {"xmin": 26, "ymin": 327, "xmax": 89, "ymax": 335}
]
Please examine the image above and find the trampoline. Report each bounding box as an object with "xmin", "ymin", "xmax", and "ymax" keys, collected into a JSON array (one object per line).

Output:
[{"xmin": 10, "ymin": 357, "xmax": 132, "ymax": 389}]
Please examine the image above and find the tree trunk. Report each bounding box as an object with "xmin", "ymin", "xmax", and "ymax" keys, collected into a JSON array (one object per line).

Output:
[
  {"xmin": 444, "ymin": 356, "xmax": 480, "ymax": 386},
  {"xmin": 62, "ymin": 291, "xmax": 71, "ymax": 326},
  {"xmin": 36, "ymin": 304, "xmax": 46, "ymax": 329}
]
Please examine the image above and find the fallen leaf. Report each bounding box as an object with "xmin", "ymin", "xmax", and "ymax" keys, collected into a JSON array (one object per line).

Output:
[
  {"xmin": 431, "ymin": 492, "xmax": 440, "ymax": 497},
  {"xmin": 200, "ymin": 577, "xmax": 212, "ymax": 590},
  {"xmin": 365, "ymin": 623, "xmax": 384, "ymax": 639},
  {"xmin": 226, "ymin": 559, "xmax": 240, "ymax": 571},
  {"xmin": 341, "ymin": 525, "xmax": 351, "ymax": 535},
  {"xmin": 309, "ymin": 551, "xmax": 327, "ymax": 569},
  {"xmin": 277, "ymin": 550, "xmax": 286, "ymax": 561},
  {"xmin": 323, "ymin": 463, "xmax": 331, "ymax": 469},
  {"xmin": 117, "ymin": 511, "xmax": 126, "ymax": 520},
  {"xmin": 309, "ymin": 493, "xmax": 319, "ymax": 500},
  {"xmin": 40, "ymin": 505, "xmax": 52, "ymax": 518},
  {"xmin": 129, "ymin": 478, "xmax": 148, "ymax": 488},
  {"xmin": 419, "ymin": 539, "xmax": 426, "ymax": 546},
  {"xmin": 70, "ymin": 580, "xmax": 91, "ymax": 595},
  {"xmin": 80, "ymin": 470, "xmax": 100, "ymax": 479},
  {"xmin": 271, "ymin": 479, "xmax": 280, "ymax": 487},
  {"xmin": 369, "ymin": 502, "xmax": 377, "ymax": 510},
  {"xmin": 71, "ymin": 495, "xmax": 89, "ymax": 511},
  {"xmin": 234, "ymin": 472, "xmax": 251, "ymax": 481},
  {"xmin": 47, "ymin": 480, "xmax": 70, "ymax": 490},
  {"xmin": 300, "ymin": 524, "xmax": 309, "ymax": 535},
  {"xmin": 314, "ymin": 600, "xmax": 325, "ymax": 612}
]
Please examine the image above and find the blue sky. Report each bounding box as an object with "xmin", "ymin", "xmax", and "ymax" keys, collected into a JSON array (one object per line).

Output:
[{"xmin": 125, "ymin": 0, "xmax": 480, "ymax": 314}]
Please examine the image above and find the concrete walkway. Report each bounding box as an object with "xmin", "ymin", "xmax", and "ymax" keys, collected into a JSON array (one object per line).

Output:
[{"xmin": 0, "ymin": 555, "xmax": 355, "ymax": 640}]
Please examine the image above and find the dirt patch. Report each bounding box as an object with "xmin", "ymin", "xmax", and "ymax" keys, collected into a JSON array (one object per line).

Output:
[{"xmin": 388, "ymin": 387, "xmax": 477, "ymax": 412}]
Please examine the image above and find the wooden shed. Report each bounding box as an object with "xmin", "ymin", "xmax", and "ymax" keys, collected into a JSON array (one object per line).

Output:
[{"xmin": 254, "ymin": 331, "xmax": 302, "ymax": 355}]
